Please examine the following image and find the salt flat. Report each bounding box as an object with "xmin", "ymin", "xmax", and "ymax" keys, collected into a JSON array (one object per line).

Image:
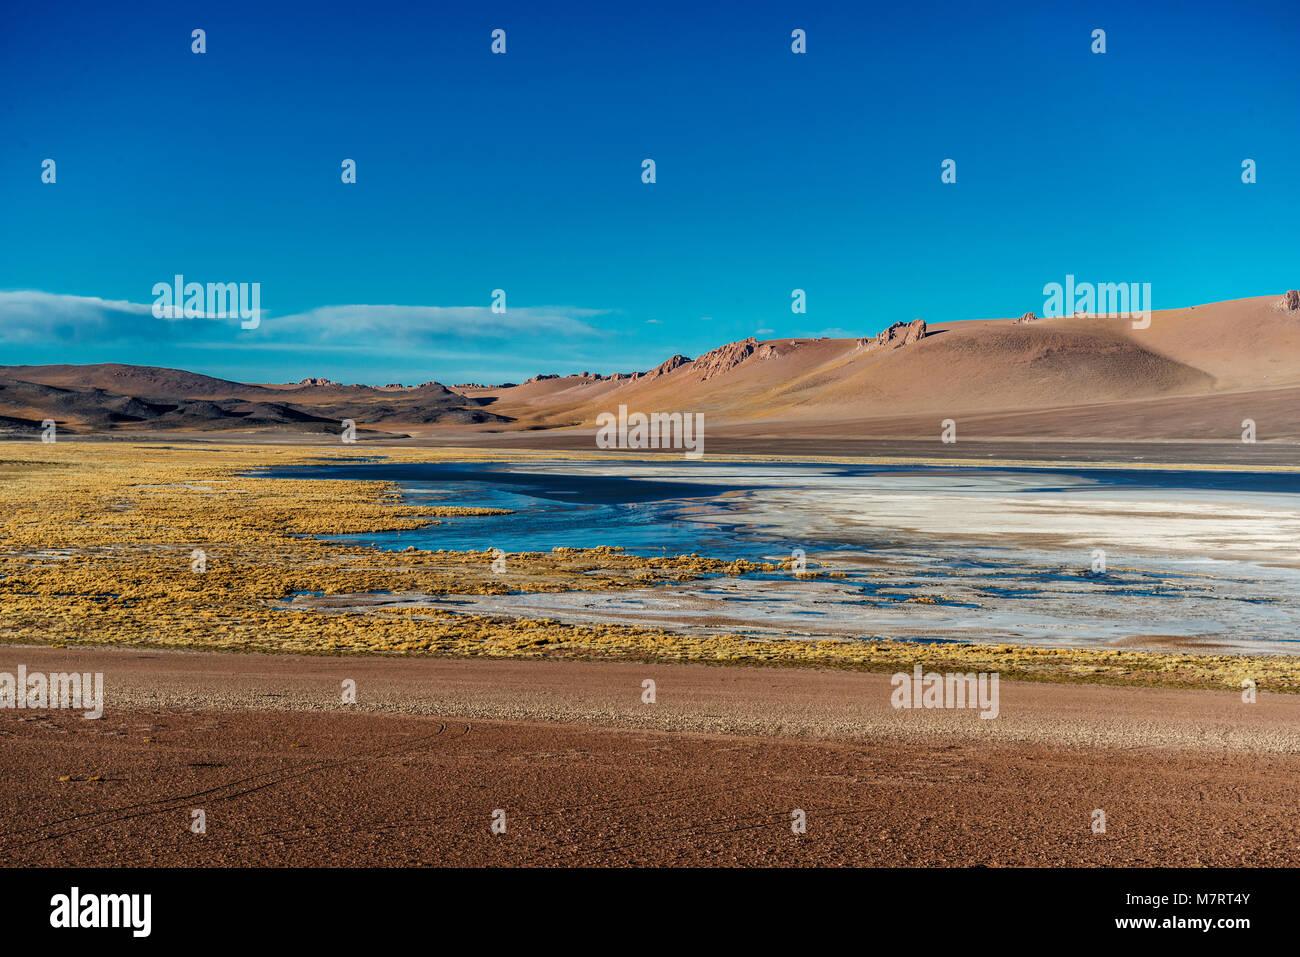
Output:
[{"xmin": 316, "ymin": 460, "xmax": 1300, "ymax": 654}]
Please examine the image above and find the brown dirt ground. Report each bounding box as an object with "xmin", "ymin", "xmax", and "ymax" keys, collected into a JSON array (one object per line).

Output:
[{"xmin": 2, "ymin": 647, "xmax": 1298, "ymax": 867}]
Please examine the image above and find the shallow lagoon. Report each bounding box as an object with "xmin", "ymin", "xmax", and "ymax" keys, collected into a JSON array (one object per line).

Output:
[{"xmin": 263, "ymin": 460, "xmax": 1300, "ymax": 654}]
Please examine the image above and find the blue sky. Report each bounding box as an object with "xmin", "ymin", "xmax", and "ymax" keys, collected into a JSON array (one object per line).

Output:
[{"xmin": 1, "ymin": 0, "xmax": 1297, "ymax": 385}]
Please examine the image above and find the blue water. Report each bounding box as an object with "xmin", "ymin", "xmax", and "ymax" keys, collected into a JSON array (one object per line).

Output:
[
  {"xmin": 259, "ymin": 461, "xmax": 797, "ymax": 557},
  {"xmin": 255, "ymin": 459, "xmax": 1300, "ymax": 650},
  {"xmin": 255, "ymin": 459, "xmax": 1300, "ymax": 560}
]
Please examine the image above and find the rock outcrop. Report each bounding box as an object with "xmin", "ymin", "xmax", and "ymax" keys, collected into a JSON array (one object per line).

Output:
[
  {"xmin": 634, "ymin": 354, "xmax": 692, "ymax": 381},
  {"xmin": 688, "ymin": 337, "xmax": 782, "ymax": 381},
  {"xmin": 375, "ymin": 381, "xmax": 447, "ymax": 391},
  {"xmin": 1014, "ymin": 312, "xmax": 1038, "ymax": 324},
  {"xmin": 1280, "ymin": 290, "xmax": 1300, "ymax": 311},
  {"xmin": 857, "ymin": 318, "xmax": 927, "ymax": 351}
]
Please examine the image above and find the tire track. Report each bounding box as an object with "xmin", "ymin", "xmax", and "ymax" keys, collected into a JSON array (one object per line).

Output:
[{"xmin": 0, "ymin": 721, "xmax": 457, "ymax": 859}]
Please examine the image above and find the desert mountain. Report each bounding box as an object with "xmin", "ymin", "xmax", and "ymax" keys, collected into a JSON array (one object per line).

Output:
[
  {"xmin": 2, "ymin": 292, "xmax": 1298, "ymax": 441},
  {"xmin": 0, "ymin": 363, "xmax": 507, "ymax": 436},
  {"xmin": 460, "ymin": 292, "xmax": 1300, "ymax": 442}
]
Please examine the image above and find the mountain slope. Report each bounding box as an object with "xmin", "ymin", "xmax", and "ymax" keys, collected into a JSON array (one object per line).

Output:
[{"xmin": 2, "ymin": 292, "xmax": 1297, "ymax": 441}]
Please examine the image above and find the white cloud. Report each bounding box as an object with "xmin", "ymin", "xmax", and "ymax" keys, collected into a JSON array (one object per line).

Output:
[
  {"xmin": 0, "ymin": 290, "xmax": 607, "ymax": 347},
  {"xmin": 0, "ymin": 289, "xmax": 244, "ymax": 343},
  {"xmin": 266, "ymin": 304, "xmax": 604, "ymax": 342}
]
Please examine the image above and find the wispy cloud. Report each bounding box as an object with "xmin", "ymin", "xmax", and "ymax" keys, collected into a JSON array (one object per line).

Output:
[
  {"xmin": 0, "ymin": 290, "xmax": 608, "ymax": 347},
  {"xmin": 266, "ymin": 304, "xmax": 604, "ymax": 342},
  {"xmin": 0, "ymin": 290, "xmax": 163, "ymax": 345}
]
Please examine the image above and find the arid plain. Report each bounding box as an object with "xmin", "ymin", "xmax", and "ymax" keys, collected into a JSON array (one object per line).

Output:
[{"xmin": 1, "ymin": 440, "xmax": 1298, "ymax": 866}]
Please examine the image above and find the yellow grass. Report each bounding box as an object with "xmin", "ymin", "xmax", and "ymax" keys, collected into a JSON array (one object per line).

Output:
[{"xmin": 0, "ymin": 440, "xmax": 1296, "ymax": 692}]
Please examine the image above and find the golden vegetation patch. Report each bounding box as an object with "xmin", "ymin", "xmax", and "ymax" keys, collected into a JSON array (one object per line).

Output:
[
  {"xmin": 0, "ymin": 441, "xmax": 1296, "ymax": 693},
  {"xmin": 0, "ymin": 442, "xmax": 780, "ymax": 647}
]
